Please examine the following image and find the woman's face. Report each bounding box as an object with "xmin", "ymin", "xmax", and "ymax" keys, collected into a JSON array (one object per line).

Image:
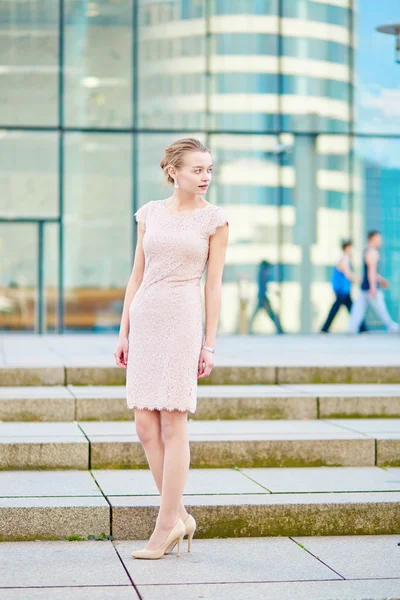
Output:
[{"xmin": 173, "ymin": 151, "xmax": 213, "ymax": 194}]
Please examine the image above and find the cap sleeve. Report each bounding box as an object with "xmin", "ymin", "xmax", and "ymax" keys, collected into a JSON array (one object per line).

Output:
[
  {"xmin": 134, "ymin": 201, "xmax": 152, "ymax": 231},
  {"xmin": 209, "ymin": 206, "xmax": 229, "ymax": 236}
]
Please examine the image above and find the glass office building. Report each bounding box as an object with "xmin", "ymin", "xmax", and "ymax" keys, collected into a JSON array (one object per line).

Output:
[{"xmin": 1, "ymin": 0, "xmax": 399, "ymax": 333}]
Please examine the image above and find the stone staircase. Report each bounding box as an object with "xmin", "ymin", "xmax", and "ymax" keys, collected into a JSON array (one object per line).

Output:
[{"xmin": 1, "ymin": 364, "xmax": 400, "ymax": 541}]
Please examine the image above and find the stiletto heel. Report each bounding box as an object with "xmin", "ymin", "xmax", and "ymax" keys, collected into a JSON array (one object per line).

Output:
[
  {"xmin": 131, "ymin": 518, "xmax": 186, "ymax": 560},
  {"xmin": 165, "ymin": 513, "xmax": 197, "ymax": 555},
  {"xmin": 188, "ymin": 531, "xmax": 194, "ymax": 552},
  {"xmin": 185, "ymin": 514, "xmax": 196, "ymax": 552},
  {"xmin": 177, "ymin": 535, "xmax": 182, "ymax": 558}
]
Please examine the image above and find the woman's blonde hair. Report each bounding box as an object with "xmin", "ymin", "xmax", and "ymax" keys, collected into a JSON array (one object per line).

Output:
[{"xmin": 160, "ymin": 137, "xmax": 211, "ymax": 185}]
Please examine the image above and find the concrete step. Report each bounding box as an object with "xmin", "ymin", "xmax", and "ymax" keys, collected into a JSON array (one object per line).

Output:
[
  {"xmin": 1, "ymin": 419, "xmax": 400, "ymax": 469},
  {"xmin": 1, "ymin": 363, "xmax": 399, "ymax": 387},
  {"xmin": 2, "ymin": 384, "xmax": 400, "ymax": 422},
  {"xmin": 1, "ymin": 467, "xmax": 400, "ymax": 540}
]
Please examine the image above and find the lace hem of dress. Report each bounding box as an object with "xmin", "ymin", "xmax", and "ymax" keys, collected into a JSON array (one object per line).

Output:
[{"xmin": 128, "ymin": 404, "xmax": 195, "ymax": 413}]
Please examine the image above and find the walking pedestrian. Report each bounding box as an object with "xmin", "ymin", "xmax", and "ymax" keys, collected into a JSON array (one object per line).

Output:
[
  {"xmin": 321, "ymin": 240, "xmax": 367, "ymax": 333},
  {"xmin": 348, "ymin": 231, "xmax": 399, "ymax": 333},
  {"xmin": 249, "ymin": 260, "xmax": 284, "ymax": 334},
  {"xmin": 114, "ymin": 138, "xmax": 229, "ymax": 559}
]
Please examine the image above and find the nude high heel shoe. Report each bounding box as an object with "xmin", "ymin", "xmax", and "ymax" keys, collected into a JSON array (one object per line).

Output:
[
  {"xmin": 184, "ymin": 514, "xmax": 196, "ymax": 552},
  {"xmin": 165, "ymin": 514, "xmax": 197, "ymax": 554},
  {"xmin": 131, "ymin": 518, "xmax": 185, "ymax": 560}
]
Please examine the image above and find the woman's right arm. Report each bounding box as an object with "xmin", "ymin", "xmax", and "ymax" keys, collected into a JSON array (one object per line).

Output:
[{"xmin": 114, "ymin": 223, "xmax": 145, "ymax": 368}]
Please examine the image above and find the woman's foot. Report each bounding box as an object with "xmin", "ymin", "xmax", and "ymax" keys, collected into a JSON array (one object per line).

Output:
[
  {"xmin": 146, "ymin": 518, "xmax": 179, "ymax": 551},
  {"xmin": 178, "ymin": 504, "xmax": 189, "ymax": 522}
]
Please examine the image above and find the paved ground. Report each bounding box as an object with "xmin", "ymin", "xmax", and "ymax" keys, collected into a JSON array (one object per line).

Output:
[
  {"xmin": 0, "ymin": 536, "xmax": 399, "ymax": 599},
  {"xmin": 0, "ymin": 332, "xmax": 399, "ymax": 366},
  {"xmin": 1, "ymin": 333, "xmax": 400, "ymax": 599}
]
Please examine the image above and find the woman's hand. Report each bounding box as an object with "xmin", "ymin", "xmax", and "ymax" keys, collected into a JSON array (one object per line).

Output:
[
  {"xmin": 114, "ymin": 336, "xmax": 129, "ymax": 369},
  {"xmin": 197, "ymin": 348, "xmax": 214, "ymax": 379}
]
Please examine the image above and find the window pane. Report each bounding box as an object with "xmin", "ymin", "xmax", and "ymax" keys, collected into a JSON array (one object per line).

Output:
[
  {"xmin": 278, "ymin": 134, "xmax": 351, "ymax": 332},
  {"xmin": 354, "ymin": 138, "xmax": 400, "ymax": 326},
  {"xmin": 281, "ymin": 0, "xmax": 352, "ymax": 133},
  {"xmin": 0, "ymin": 132, "xmax": 58, "ymax": 218},
  {"xmin": 138, "ymin": 1, "xmax": 206, "ymax": 129},
  {"xmin": 0, "ymin": 0, "xmax": 58, "ymax": 126},
  {"xmin": 209, "ymin": 134, "xmax": 280, "ymax": 334},
  {"xmin": 64, "ymin": 133, "xmax": 132, "ymax": 332},
  {"xmin": 0, "ymin": 222, "xmax": 59, "ymax": 332},
  {"xmin": 355, "ymin": 0, "xmax": 400, "ymax": 133},
  {"xmin": 64, "ymin": 0, "xmax": 133, "ymax": 128}
]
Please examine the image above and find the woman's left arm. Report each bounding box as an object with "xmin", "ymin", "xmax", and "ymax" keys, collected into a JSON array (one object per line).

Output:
[{"xmin": 198, "ymin": 221, "xmax": 229, "ymax": 378}]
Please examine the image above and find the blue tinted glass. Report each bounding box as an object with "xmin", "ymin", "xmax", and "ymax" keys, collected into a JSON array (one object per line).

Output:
[
  {"xmin": 282, "ymin": 38, "xmax": 349, "ymax": 64},
  {"xmin": 283, "ymin": 0, "xmax": 349, "ymax": 27},
  {"xmin": 282, "ymin": 76, "xmax": 349, "ymax": 101},
  {"xmin": 213, "ymin": 0, "xmax": 277, "ymax": 14},
  {"xmin": 212, "ymin": 113, "xmax": 277, "ymax": 131},
  {"xmin": 181, "ymin": 0, "xmax": 204, "ymax": 19},
  {"xmin": 281, "ymin": 115, "xmax": 349, "ymax": 133},
  {"xmin": 215, "ymin": 73, "xmax": 278, "ymax": 93},
  {"xmin": 319, "ymin": 155, "xmax": 348, "ymax": 171},
  {"xmin": 355, "ymin": 0, "xmax": 400, "ymax": 133},
  {"xmin": 322, "ymin": 191, "xmax": 348, "ymax": 210},
  {"xmin": 215, "ymin": 33, "xmax": 277, "ymax": 55},
  {"xmin": 217, "ymin": 185, "xmax": 278, "ymax": 205},
  {"xmin": 281, "ymin": 187, "xmax": 294, "ymax": 205}
]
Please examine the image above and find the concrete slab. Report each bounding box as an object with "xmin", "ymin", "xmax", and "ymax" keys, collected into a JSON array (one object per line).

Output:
[
  {"xmin": 0, "ymin": 386, "xmax": 75, "ymax": 421},
  {"xmin": 2, "ymin": 332, "xmax": 400, "ymax": 368},
  {"xmin": 196, "ymin": 387, "xmax": 317, "ymax": 420},
  {"xmin": 80, "ymin": 419, "xmax": 357, "ymax": 436},
  {"xmin": 0, "ymin": 541, "xmax": 127, "ymax": 586},
  {"xmin": 0, "ymin": 386, "xmax": 74, "ymax": 399},
  {"xmin": 135, "ymin": 580, "xmax": 400, "ymax": 600},
  {"xmin": 90, "ymin": 434, "xmax": 374, "ymax": 469},
  {"xmin": 0, "ymin": 590, "xmax": 137, "ymax": 600},
  {"xmin": 239, "ymin": 466, "xmax": 400, "ymax": 493},
  {"xmin": 80, "ymin": 422, "xmax": 135, "ymax": 436},
  {"xmin": 0, "ymin": 366, "xmax": 65, "ymax": 386},
  {"xmin": 0, "ymin": 438, "xmax": 89, "ymax": 469},
  {"xmin": 376, "ymin": 436, "xmax": 400, "ymax": 466},
  {"xmin": 92, "ymin": 468, "xmax": 267, "ymax": 496},
  {"xmin": 284, "ymin": 384, "xmax": 400, "ymax": 396},
  {"xmin": 0, "ymin": 498, "xmax": 109, "ymax": 541},
  {"xmin": 69, "ymin": 386, "xmax": 127, "ymax": 398},
  {"xmin": 187, "ymin": 419, "xmax": 349, "ymax": 434},
  {"xmin": 66, "ymin": 366, "xmax": 126, "ymax": 386},
  {"xmin": 326, "ymin": 418, "xmax": 400, "ymax": 433},
  {"xmin": 320, "ymin": 397, "xmax": 400, "ymax": 418},
  {"xmin": 278, "ymin": 365, "xmax": 400, "ymax": 384},
  {"xmin": 110, "ymin": 492, "xmax": 400, "ymax": 539},
  {"xmin": 348, "ymin": 366, "xmax": 400, "ymax": 384},
  {"xmin": 117, "ymin": 537, "xmax": 340, "ymax": 584},
  {"xmin": 69, "ymin": 385, "xmax": 128, "ymax": 420},
  {"xmin": 198, "ymin": 365, "xmax": 276, "ymax": 385},
  {"xmin": 0, "ymin": 422, "xmax": 84, "ymax": 437},
  {"xmin": 197, "ymin": 385, "xmax": 314, "ymax": 397},
  {"xmin": 294, "ymin": 534, "xmax": 400, "ymax": 579},
  {"xmin": 277, "ymin": 366, "xmax": 351, "ymax": 384},
  {"xmin": 0, "ymin": 471, "xmax": 102, "ymax": 497},
  {"xmin": 386, "ymin": 467, "xmax": 400, "ymax": 479}
]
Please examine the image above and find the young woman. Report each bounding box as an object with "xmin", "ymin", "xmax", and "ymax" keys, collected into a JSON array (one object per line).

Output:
[{"xmin": 114, "ymin": 138, "xmax": 229, "ymax": 559}]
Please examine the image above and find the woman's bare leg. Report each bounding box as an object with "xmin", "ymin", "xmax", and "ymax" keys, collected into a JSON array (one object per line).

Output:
[
  {"xmin": 143, "ymin": 409, "xmax": 190, "ymax": 550},
  {"xmin": 134, "ymin": 409, "xmax": 189, "ymax": 529}
]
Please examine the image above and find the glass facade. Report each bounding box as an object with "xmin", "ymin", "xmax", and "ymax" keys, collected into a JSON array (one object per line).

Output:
[{"xmin": 0, "ymin": 0, "xmax": 399, "ymax": 333}]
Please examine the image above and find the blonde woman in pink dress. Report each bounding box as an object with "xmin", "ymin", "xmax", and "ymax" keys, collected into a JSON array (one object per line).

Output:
[{"xmin": 114, "ymin": 138, "xmax": 229, "ymax": 559}]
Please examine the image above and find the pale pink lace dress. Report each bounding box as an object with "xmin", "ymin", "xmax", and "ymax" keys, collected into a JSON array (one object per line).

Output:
[{"xmin": 126, "ymin": 198, "xmax": 229, "ymax": 413}]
